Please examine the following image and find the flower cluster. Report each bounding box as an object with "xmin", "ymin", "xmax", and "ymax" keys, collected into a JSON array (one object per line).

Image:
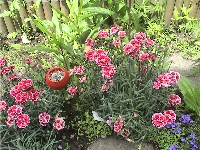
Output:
[
  {"xmin": 85, "ymin": 49, "xmax": 116, "ymax": 92},
  {"xmin": 5, "ymin": 105, "xmax": 30, "ymax": 128},
  {"xmin": 152, "ymin": 110, "xmax": 176, "ymax": 128},
  {"xmin": 0, "ymin": 101, "xmax": 7, "ymax": 111},
  {"xmin": 123, "ymin": 32, "xmax": 155, "ymax": 60},
  {"xmin": 67, "ymin": 65, "xmax": 86, "ymax": 96},
  {"xmin": 0, "ymin": 56, "xmax": 20, "ymax": 81},
  {"xmin": 153, "ymin": 71, "xmax": 180, "ymax": 89},
  {"xmin": 10, "ymin": 79, "xmax": 40, "ymax": 104}
]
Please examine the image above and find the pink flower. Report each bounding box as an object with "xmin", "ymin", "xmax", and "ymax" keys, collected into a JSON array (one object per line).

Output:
[
  {"xmin": 73, "ymin": 66, "xmax": 85, "ymax": 75},
  {"xmin": 5, "ymin": 116, "xmax": 14, "ymax": 127},
  {"xmin": 163, "ymin": 110, "xmax": 176, "ymax": 124},
  {"xmin": 85, "ymin": 50, "xmax": 96, "ymax": 61},
  {"xmin": 140, "ymin": 66, "xmax": 147, "ymax": 73},
  {"xmin": 39, "ymin": 112, "xmax": 50, "ymax": 126},
  {"xmin": 123, "ymin": 43, "xmax": 134, "ymax": 55},
  {"xmin": 153, "ymin": 72, "xmax": 180, "ymax": 89},
  {"xmin": 28, "ymin": 89, "xmax": 40, "ymax": 102},
  {"xmin": 95, "ymin": 49, "xmax": 107, "ymax": 57},
  {"xmin": 68, "ymin": 86, "xmax": 78, "ymax": 95},
  {"xmin": 114, "ymin": 121, "xmax": 123, "ymax": 132},
  {"xmin": 112, "ymin": 39, "xmax": 121, "ymax": 46},
  {"xmin": 134, "ymin": 32, "xmax": 146, "ymax": 43},
  {"xmin": 53, "ymin": 117, "xmax": 65, "ymax": 130},
  {"xmin": 129, "ymin": 39, "xmax": 140, "ymax": 45},
  {"xmin": 149, "ymin": 53, "xmax": 156, "ymax": 61},
  {"xmin": 146, "ymin": 38, "xmax": 154, "ymax": 47},
  {"xmin": 1, "ymin": 67, "xmax": 11, "ymax": 75},
  {"xmin": 96, "ymin": 55, "xmax": 111, "ymax": 67},
  {"xmin": 79, "ymin": 75, "xmax": 86, "ymax": 83},
  {"xmin": 139, "ymin": 52, "xmax": 149, "ymax": 62},
  {"xmin": 15, "ymin": 91, "xmax": 28, "ymax": 104},
  {"xmin": 10, "ymin": 85, "xmax": 22, "ymax": 98},
  {"xmin": 16, "ymin": 114, "xmax": 30, "ymax": 128},
  {"xmin": 0, "ymin": 58, "xmax": 5, "ymax": 67},
  {"xmin": 0, "ymin": 101, "xmax": 7, "ymax": 111},
  {"xmin": 7, "ymin": 73, "xmax": 20, "ymax": 82},
  {"xmin": 98, "ymin": 30, "xmax": 109, "ymax": 39},
  {"xmin": 118, "ymin": 31, "xmax": 126, "ymax": 38},
  {"xmin": 18, "ymin": 79, "xmax": 33, "ymax": 90},
  {"xmin": 121, "ymin": 128, "xmax": 130, "ymax": 137},
  {"xmin": 25, "ymin": 58, "xmax": 33, "ymax": 64},
  {"xmin": 8, "ymin": 65, "xmax": 15, "ymax": 70},
  {"xmin": 168, "ymin": 94, "xmax": 181, "ymax": 106},
  {"xmin": 85, "ymin": 38, "xmax": 93, "ymax": 46},
  {"xmin": 152, "ymin": 113, "xmax": 167, "ymax": 128},
  {"xmin": 101, "ymin": 79, "xmax": 113, "ymax": 92},
  {"xmin": 101, "ymin": 64, "xmax": 116, "ymax": 79},
  {"xmin": 153, "ymin": 82, "xmax": 161, "ymax": 90},
  {"xmin": 101, "ymin": 82, "xmax": 110, "ymax": 92},
  {"xmin": 169, "ymin": 71, "xmax": 180, "ymax": 84},
  {"xmin": 7, "ymin": 105, "xmax": 23, "ymax": 120},
  {"xmin": 110, "ymin": 26, "xmax": 119, "ymax": 35}
]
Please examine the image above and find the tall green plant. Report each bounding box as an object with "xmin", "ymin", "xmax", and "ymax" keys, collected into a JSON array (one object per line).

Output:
[
  {"xmin": 178, "ymin": 76, "xmax": 200, "ymax": 116},
  {"xmin": 29, "ymin": 0, "xmax": 114, "ymax": 69}
]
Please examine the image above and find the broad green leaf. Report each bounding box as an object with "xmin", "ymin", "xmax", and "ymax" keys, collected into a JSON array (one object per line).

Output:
[
  {"xmin": 82, "ymin": 7, "xmax": 114, "ymax": 15},
  {"xmin": 0, "ymin": 10, "xmax": 11, "ymax": 17}
]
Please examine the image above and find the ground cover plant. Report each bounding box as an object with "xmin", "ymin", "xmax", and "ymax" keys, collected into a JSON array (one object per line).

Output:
[{"xmin": 1, "ymin": 0, "xmax": 200, "ymax": 150}]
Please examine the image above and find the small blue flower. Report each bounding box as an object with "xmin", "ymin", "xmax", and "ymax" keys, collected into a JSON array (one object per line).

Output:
[
  {"xmin": 181, "ymin": 137, "xmax": 187, "ymax": 143},
  {"xmin": 181, "ymin": 114, "xmax": 193, "ymax": 124},
  {"xmin": 169, "ymin": 144, "xmax": 179, "ymax": 150},
  {"xmin": 189, "ymin": 134, "xmax": 196, "ymax": 139},
  {"xmin": 173, "ymin": 128, "xmax": 182, "ymax": 134}
]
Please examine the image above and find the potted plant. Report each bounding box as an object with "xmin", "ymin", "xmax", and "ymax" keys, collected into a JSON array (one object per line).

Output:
[{"xmin": 45, "ymin": 66, "xmax": 70, "ymax": 90}]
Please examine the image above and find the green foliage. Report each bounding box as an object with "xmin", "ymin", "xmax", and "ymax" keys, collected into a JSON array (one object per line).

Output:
[
  {"xmin": 178, "ymin": 76, "xmax": 200, "ymax": 116},
  {"xmin": 71, "ymin": 112, "xmax": 112, "ymax": 141},
  {"xmin": 29, "ymin": 0, "xmax": 114, "ymax": 69},
  {"xmin": 79, "ymin": 30, "xmax": 172, "ymax": 140}
]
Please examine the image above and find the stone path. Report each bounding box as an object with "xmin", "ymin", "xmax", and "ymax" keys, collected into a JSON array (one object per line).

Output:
[
  {"xmin": 168, "ymin": 53, "xmax": 200, "ymax": 86},
  {"xmin": 88, "ymin": 137, "xmax": 155, "ymax": 150}
]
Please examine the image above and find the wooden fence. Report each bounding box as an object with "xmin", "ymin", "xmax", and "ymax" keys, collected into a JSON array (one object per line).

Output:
[{"xmin": 0, "ymin": 0, "xmax": 200, "ymax": 35}]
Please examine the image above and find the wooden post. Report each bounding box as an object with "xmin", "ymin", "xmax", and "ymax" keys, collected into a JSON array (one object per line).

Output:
[
  {"xmin": 0, "ymin": 17, "xmax": 8, "ymax": 35},
  {"xmin": 183, "ymin": 0, "xmax": 191, "ymax": 9},
  {"xmin": 25, "ymin": 0, "xmax": 36, "ymax": 30},
  {"xmin": 164, "ymin": 0, "xmax": 176, "ymax": 24},
  {"xmin": 0, "ymin": 0, "xmax": 16, "ymax": 33},
  {"xmin": 42, "ymin": 0, "xmax": 53, "ymax": 20},
  {"xmin": 195, "ymin": 7, "xmax": 200, "ymax": 20},
  {"xmin": 175, "ymin": 0, "xmax": 184, "ymax": 15},
  {"xmin": 33, "ymin": 0, "xmax": 45, "ymax": 20},
  {"xmin": 189, "ymin": 0, "xmax": 199, "ymax": 18},
  {"xmin": 51, "ymin": 0, "xmax": 60, "ymax": 10},
  {"xmin": 60, "ymin": 0, "xmax": 69, "ymax": 15}
]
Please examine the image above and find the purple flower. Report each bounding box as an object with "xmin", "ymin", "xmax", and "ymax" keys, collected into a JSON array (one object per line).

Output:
[
  {"xmin": 190, "ymin": 140, "xmax": 198, "ymax": 148},
  {"xmin": 173, "ymin": 128, "xmax": 182, "ymax": 134},
  {"xmin": 181, "ymin": 114, "xmax": 193, "ymax": 124},
  {"xmin": 169, "ymin": 144, "xmax": 179, "ymax": 150},
  {"xmin": 181, "ymin": 137, "xmax": 187, "ymax": 143},
  {"xmin": 189, "ymin": 134, "xmax": 196, "ymax": 139},
  {"xmin": 165, "ymin": 122, "xmax": 180, "ymax": 128},
  {"xmin": 191, "ymin": 143, "xmax": 198, "ymax": 150}
]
